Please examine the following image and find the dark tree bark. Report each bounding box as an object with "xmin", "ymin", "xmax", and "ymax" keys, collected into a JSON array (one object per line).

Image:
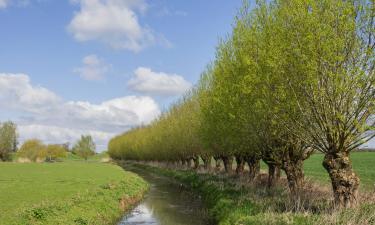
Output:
[
  {"xmin": 181, "ymin": 159, "xmax": 187, "ymax": 169},
  {"xmin": 246, "ymin": 156, "xmax": 260, "ymax": 180},
  {"xmin": 213, "ymin": 156, "xmax": 221, "ymax": 171},
  {"xmin": 188, "ymin": 158, "xmax": 194, "ymax": 168},
  {"xmin": 268, "ymin": 164, "xmax": 276, "ymax": 188},
  {"xmin": 193, "ymin": 156, "xmax": 200, "ymax": 170},
  {"xmin": 222, "ymin": 156, "xmax": 233, "ymax": 173},
  {"xmin": 323, "ymin": 152, "xmax": 360, "ymax": 208},
  {"xmin": 202, "ymin": 155, "xmax": 211, "ymax": 171},
  {"xmin": 282, "ymin": 159, "xmax": 304, "ymax": 195},
  {"xmin": 235, "ymin": 155, "xmax": 245, "ymax": 175},
  {"xmin": 264, "ymin": 160, "xmax": 279, "ymax": 188},
  {"xmin": 275, "ymin": 166, "xmax": 281, "ymax": 180}
]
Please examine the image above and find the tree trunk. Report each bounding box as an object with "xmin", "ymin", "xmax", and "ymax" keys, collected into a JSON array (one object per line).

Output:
[
  {"xmin": 181, "ymin": 159, "xmax": 188, "ymax": 169},
  {"xmin": 188, "ymin": 158, "xmax": 194, "ymax": 168},
  {"xmin": 246, "ymin": 156, "xmax": 260, "ymax": 180},
  {"xmin": 323, "ymin": 152, "xmax": 360, "ymax": 208},
  {"xmin": 267, "ymin": 163, "xmax": 277, "ymax": 188},
  {"xmin": 193, "ymin": 156, "xmax": 200, "ymax": 170},
  {"xmin": 282, "ymin": 159, "xmax": 304, "ymax": 195},
  {"xmin": 222, "ymin": 156, "xmax": 233, "ymax": 173},
  {"xmin": 202, "ymin": 156, "xmax": 211, "ymax": 171},
  {"xmin": 214, "ymin": 156, "xmax": 221, "ymax": 171},
  {"xmin": 235, "ymin": 156, "xmax": 245, "ymax": 175},
  {"xmin": 275, "ymin": 166, "xmax": 281, "ymax": 180}
]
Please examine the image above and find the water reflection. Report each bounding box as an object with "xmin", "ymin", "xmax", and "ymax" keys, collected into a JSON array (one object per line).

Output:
[{"xmin": 118, "ymin": 165, "xmax": 212, "ymax": 225}]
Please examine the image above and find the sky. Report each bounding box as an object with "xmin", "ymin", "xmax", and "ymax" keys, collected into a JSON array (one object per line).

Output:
[
  {"xmin": 1, "ymin": 0, "xmax": 373, "ymax": 151},
  {"xmin": 0, "ymin": 0, "xmax": 245, "ymax": 151}
]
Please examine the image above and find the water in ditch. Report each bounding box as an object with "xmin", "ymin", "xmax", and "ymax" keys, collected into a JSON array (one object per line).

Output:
[{"xmin": 118, "ymin": 165, "xmax": 212, "ymax": 225}]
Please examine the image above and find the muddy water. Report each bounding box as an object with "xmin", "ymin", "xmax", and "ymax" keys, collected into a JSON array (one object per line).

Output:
[{"xmin": 118, "ymin": 165, "xmax": 212, "ymax": 225}]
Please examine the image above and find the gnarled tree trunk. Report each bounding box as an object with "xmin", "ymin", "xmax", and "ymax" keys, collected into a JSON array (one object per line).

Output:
[
  {"xmin": 246, "ymin": 156, "xmax": 260, "ymax": 180},
  {"xmin": 275, "ymin": 166, "xmax": 281, "ymax": 180},
  {"xmin": 323, "ymin": 152, "xmax": 360, "ymax": 208},
  {"xmin": 214, "ymin": 156, "xmax": 221, "ymax": 171},
  {"xmin": 181, "ymin": 159, "xmax": 187, "ymax": 169},
  {"xmin": 235, "ymin": 155, "xmax": 245, "ymax": 175},
  {"xmin": 188, "ymin": 158, "xmax": 194, "ymax": 168},
  {"xmin": 202, "ymin": 155, "xmax": 211, "ymax": 171},
  {"xmin": 265, "ymin": 161, "xmax": 278, "ymax": 188},
  {"xmin": 222, "ymin": 156, "xmax": 233, "ymax": 173},
  {"xmin": 193, "ymin": 156, "xmax": 200, "ymax": 170},
  {"xmin": 282, "ymin": 159, "xmax": 304, "ymax": 195}
]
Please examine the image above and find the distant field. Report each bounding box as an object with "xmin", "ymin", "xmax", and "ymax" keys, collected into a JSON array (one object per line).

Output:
[
  {"xmin": 258, "ymin": 152, "xmax": 375, "ymax": 190},
  {"xmin": 303, "ymin": 152, "xmax": 375, "ymax": 190},
  {"xmin": 0, "ymin": 161, "xmax": 148, "ymax": 225}
]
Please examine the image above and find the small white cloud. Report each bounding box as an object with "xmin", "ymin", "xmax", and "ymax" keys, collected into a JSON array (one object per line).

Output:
[
  {"xmin": 74, "ymin": 54, "xmax": 111, "ymax": 81},
  {"xmin": 67, "ymin": 0, "xmax": 167, "ymax": 52},
  {"xmin": 0, "ymin": 0, "xmax": 36, "ymax": 8},
  {"xmin": 0, "ymin": 0, "xmax": 8, "ymax": 8},
  {"xmin": 156, "ymin": 6, "xmax": 187, "ymax": 17},
  {"xmin": 127, "ymin": 67, "xmax": 192, "ymax": 96}
]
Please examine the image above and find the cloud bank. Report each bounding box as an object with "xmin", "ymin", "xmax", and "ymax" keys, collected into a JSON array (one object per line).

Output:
[{"xmin": 0, "ymin": 73, "xmax": 161, "ymax": 150}]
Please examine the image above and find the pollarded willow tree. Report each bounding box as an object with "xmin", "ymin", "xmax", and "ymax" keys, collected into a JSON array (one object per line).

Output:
[
  {"xmin": 109, "ymin": 89, "xmax": 207, "ymax": 169},
  {"xmin": 108, "ymin": 0, "xmax": 374, "ymax": 208},
  {"xmin": 240, "ymin": 0, "xmax": 316, "ymax": 193},
  {"xmin": 271, "ymin": 0, "xmax": 374, "ymax": 207}
]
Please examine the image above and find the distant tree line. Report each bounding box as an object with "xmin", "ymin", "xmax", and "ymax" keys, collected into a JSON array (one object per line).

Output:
[
  {"xmin": 109, "ymin": 0, "xmax": 374, "ymax": 209},
  {"xmin": 0, "ymin": 121, "xmax": 96, "ymax": 162}
]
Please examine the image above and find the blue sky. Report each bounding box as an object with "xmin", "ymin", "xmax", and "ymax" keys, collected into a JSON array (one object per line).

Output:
[
  {"xmin": 0, "ymin": 0, "xmax": 245, "ymax": 150},
  {"xmin": 0, "ymin": 0, "xmax": 243, "ymax": 104},
  {"xmin": 1, "ymin": 0, "xmax": 373, "ymax": 151}
]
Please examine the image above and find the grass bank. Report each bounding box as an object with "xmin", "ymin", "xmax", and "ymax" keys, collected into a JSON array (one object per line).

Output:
[
  {"xmin": 132, "ymin": 162, "xmax": 375, "ymax": 225},
  {"xmin": 0, "ymin": 161, "xmax": 148, "ymax": 225}
]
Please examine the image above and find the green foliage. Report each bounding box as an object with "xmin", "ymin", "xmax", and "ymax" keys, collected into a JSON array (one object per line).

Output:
[
  {"xmin": 108, "ymin": 0, "xmax": 374, "ymax": 206},
  {"xmin": 17, "ymin": 139, "xmax": 47, "ymax": 162},
  {"xmin": 73, "ymin": 135, "xmax": 96, "ymax": 160},
  {"xmin": 45, "ymin": 144, "xmax": 67, "ymax": 162},
  {"xmin": 0, "ymin": 121, "xmax": 18, "ymax": 161}
]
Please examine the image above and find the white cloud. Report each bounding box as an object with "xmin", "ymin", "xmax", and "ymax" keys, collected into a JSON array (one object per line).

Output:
[
  {"xmin": 0, "ymin": 0, "xmax": 35, "ymax": 8},
  {"xmin": 0, "ymin": 73, "xmax": 161, "ymax": 151},
  {"xmin": 0, "ymin": 0, "xmax": 8, "ymax": 8},
  {"xmin": 74, "ymin": 54, "xmax": 111, "ymax": 80},
  {"xmin": 0, "ymin": 73, "xmax": 61, "ymax": 112},
  {"xmin": 67, "ymin": 0, "xmax": 167, "ymax": 52},
  {"xmin": 127, "ymin": 67, "xmax": 192, "ymax": 96},
  {"xmin": 156, "ymin": 6, "xmax": 187, "ymax": 17}
]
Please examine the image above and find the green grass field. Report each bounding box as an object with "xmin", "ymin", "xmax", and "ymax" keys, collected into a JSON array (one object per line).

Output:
[
  {"xmin": 303, "ymin": 152, "xmax": 375, "ymax": 189},
  {"xmin": 0, "ymin": 160, "xmax": 148, "ymax": 225},
  {"xmin": 257, "ymin": 152, "xmax": 375, "ymax": 190}
]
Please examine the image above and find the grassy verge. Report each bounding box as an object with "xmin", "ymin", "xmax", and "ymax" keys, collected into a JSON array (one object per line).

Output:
[
  {"xmin": 133, "ymin": 163, "xmax": 375, "ymax": 225},
  {"xmin": 0, "ymin": 162, "xmax": 148, "ymax": 225}
]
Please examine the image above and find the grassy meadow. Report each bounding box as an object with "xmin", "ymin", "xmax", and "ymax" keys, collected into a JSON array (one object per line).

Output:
[
  {"xmin": 302, "ymin": 152, "xmax": 375, "ymax": 190},
  {"xmin": 0, "ymin": 158, "xmax": 148, "ymax": 225}
]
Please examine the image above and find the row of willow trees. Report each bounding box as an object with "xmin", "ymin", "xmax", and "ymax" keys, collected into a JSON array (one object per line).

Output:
[{"xmin": 109, "ymin": 0, "xmax": 374, "ymax": 208}]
